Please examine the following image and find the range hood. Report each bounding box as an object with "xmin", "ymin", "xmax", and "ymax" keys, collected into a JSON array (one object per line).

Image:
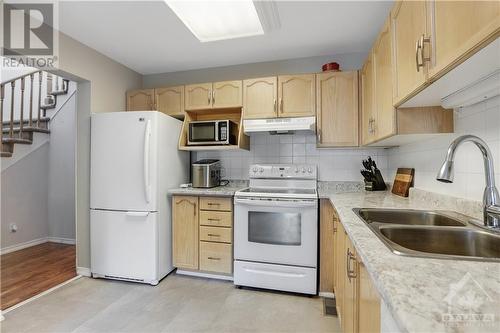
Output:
[{"xmin": 243, "ymin": 116, "xmax": 316, "ymax": 134}]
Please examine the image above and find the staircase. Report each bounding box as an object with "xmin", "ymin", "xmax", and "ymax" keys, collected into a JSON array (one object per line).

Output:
[{"xmin": 1, "ymin": 71, "xmax": 69, "ymax": 158}]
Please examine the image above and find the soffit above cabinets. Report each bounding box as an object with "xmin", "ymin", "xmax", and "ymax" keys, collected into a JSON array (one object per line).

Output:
[{"xmin": 58, "ymin": 1, "xmax": 393, "ymax": 75}]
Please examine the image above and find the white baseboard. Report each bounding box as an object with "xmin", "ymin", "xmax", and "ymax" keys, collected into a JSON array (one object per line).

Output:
[
  {"xmin": 176, "ymin": 269, "xmax": 233, "ymax": 281},
  {"xmin": 76, "ymin": 267, "xmax": 91, "ymax": 277},
  {"xmin": 0, "ymin": 238, "xmax": 48, "ymax": 255},
  {"xmin": 47, "ymin": 237, "xmax": 76, "ymax": 245},
  {"xmin": 0, "ymin": 237, "xmax": 76, "ymax": 255},
  {"xmin": 319, "ymin": 292, "xmax": 335, "ymax": 299}
]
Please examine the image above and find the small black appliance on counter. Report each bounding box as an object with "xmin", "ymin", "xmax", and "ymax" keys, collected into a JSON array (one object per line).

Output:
[{"xmin": 360, "ymin": 156, "xmax": 386, "ymax": 191}]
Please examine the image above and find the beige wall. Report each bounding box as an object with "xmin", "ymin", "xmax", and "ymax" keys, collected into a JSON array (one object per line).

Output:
[
  {"xmin": 58, "ymin": 33, "xmax": 142, "ymax": 113},
  {"xmin": 55, "ymin": 33, "xmax": 142, "ymax": 270}
]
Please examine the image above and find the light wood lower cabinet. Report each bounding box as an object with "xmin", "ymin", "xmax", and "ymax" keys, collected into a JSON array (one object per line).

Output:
[
  {"xmin": 172, "ymin": 195, "xmax": 233, "ymax": 276},
  {"xmin": 319, "ymin": 199, "xmax": 336, "ymax": 294},
  {"xmin": 172, "ymin": 196, "xmax": 199, "ymax": 270},
  {"xmin": 324, "ymin": 203, "xmax": 381, "ymax": 333},
  {"xmin": 199, "ymin": 242, "xmax": 232, "ymax": 274}
]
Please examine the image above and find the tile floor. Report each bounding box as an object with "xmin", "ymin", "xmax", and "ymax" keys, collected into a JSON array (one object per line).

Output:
[{"xmin": 1, "ymin": 273, "xmax": 340, "ymax": 333}]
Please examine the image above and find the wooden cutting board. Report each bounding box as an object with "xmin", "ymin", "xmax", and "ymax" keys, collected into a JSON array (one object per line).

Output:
[{"xmin": 392, "ymin": 168, "xmax": 415, "ymax": 197}]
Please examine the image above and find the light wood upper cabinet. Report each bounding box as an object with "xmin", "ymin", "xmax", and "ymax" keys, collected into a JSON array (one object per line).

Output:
[
  {"xmin": 361, "ymin": 55, "xmax": 376, "ymax": 145},
  {"xmin": 358, "ymin": 261, "xmax": 381, "ymax": 333},
  {"xmin": 212, "ymin": 80, "xmax": 242, "ymax": 108},
  {"xmin": 172, "ymin": 196, "xmax": 199, "ymax": 270},
  {"xmin": 391, "ymin": 1, "xmax": 428, "ymax": 105},
  {"xmin": 156, "ymin": 86, "xmax": 184, "ymax": 118},
  {"xmin": 243, "ymin": 77, "xmax": 277, "ymax": 119},
  {"xmin": 126, "ymin": 89, "xmax": 155, "ymax": 111},
  {"xmin": 316, "ymin": 71, "xmax": 359, "ymax": 147},
  {"xmin": 278, "ymin": 74, "xmax": 316, "ymax": 118},
  {"xmin": 185, "ymin": 83, "xmax": 212, "ymax": 110},
  {"xmin": 429, "ymin": 1, "xmax": 500, "ymax": 76},
  {"xmin": 373, "ymin": 17, "xmax": 396, "ymax": 141}
]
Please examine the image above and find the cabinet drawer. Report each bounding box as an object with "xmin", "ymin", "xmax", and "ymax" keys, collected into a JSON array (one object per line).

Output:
[
  {"xmin": 200, "ymin": 226, "xmax": 232, "ymax": 243},
  {"xmin": 199, "ymin": 210, "xmax": 232, "ymax": 227},
  {"xmin": 200, "ymin": 197, "xmax": 232, "ymax": 211},
  {"xmin": 199, "ymin": 242, "xmax": 232, "ymax": 274}
]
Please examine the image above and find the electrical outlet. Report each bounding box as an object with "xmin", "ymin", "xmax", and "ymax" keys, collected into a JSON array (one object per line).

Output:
[{"xmin": 10, "ymin": 223, "xmax": 17, "ymax": 233}]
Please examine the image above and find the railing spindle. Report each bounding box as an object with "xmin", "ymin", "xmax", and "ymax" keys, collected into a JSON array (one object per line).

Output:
[
  {"xmin": 37, "ymin": 72, "xmax": 42, "ymax": 127},
  {"xmin": 19, "ymin": 77, "xmax": 25, "ymax": 136},
  {"xmin": 55, "ymin": 75, "xmax": 59, "ymax": 92},
  {"xmin": 1, "ymin": 84, "xmax": 4, "ymax": 141},
  {"xmin": 9, "ymin": 81, "xmax": 15, "ymax": 139},
  {"xmin": 29, "ymin": 74, "xmax": 34, "ymax": 128}
]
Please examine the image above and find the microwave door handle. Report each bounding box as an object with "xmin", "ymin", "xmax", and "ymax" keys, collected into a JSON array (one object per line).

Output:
[
  {"xmin": 234, "ymin": 198, "xmax": 316, "ymax": 208},
  {"xmin": 215, "ymin": 122, "xmax": 219, "ymax": 142}
]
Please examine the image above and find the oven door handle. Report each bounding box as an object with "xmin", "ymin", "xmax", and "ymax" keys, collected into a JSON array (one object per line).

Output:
[{"xmin": 234, "ymin": 197, "xmax": 317, "ymax": 208}]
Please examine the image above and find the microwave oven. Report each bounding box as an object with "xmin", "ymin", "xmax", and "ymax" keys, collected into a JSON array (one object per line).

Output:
[{"xmin": 188, "ymin": 120, "xmax": 237, "ymax": 145}]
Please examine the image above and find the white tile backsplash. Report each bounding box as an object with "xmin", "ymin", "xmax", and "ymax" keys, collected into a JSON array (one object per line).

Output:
[
  {"xmin": 194, "ymin": 132, "xmax": 388, "ymax": 182},
  {"xmin": 387, "ymin": 96, "xmax": 500, "ymax": 202}
]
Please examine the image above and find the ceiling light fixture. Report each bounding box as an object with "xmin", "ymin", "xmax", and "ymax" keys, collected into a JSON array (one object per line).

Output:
[{"xmin": 165, "ymin": 0, "xmax": 279, "ymax": 42}]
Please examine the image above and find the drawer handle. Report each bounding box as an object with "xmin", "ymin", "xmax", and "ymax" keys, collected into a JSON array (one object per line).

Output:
[
  {"xmin": 207, "ymin": 257, "xmax": 221, "ymax": 260},
  {"xmin": 207, "ymin": 233, "xmax": 220, "ymax": 237},
  {"xmin": 207, "ymin": 218, "xmax": 220, "ymax": 222},
  {"xmin": 207, "ymin": 202, "xmax": 220, "ymax": 206}
]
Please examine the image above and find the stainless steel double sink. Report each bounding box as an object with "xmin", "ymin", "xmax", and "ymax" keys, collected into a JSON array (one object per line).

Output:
[{"xmin": 353, "ymin": 208, "xmax": 500, "ymax": 262}]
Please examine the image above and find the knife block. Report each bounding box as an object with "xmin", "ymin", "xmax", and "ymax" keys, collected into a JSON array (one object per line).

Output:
[{"xmin": 364, "ymin": 170, "xmax": 387, "ymax": 191}]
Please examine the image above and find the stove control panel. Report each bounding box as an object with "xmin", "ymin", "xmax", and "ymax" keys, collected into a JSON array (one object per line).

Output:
[{"xmin": 249, "ymin": 164, "xmax": 317, "ymax": 179}]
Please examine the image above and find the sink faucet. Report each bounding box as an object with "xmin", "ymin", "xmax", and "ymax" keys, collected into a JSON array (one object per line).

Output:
[{"xmin": 437, "ymin": 135, "xmax": 500, "ymax": 229}]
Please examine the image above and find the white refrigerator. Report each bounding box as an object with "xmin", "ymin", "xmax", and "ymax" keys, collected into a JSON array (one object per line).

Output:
[{"xmin": 90, "ymin": 111, "xmax": 188, "ymax": 285}]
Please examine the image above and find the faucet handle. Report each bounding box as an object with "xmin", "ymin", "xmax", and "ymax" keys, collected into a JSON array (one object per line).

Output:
[{"xmin": 486, "ymin": 205, "xmax": 500, "ymax": 216}]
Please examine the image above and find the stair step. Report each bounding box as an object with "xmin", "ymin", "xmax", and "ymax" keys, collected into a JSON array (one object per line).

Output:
[
  {"xmin": 2, "ymin": 127, "xmax": 50, "ymax": 134},
  {"xmin": 2, "ymin": 137, "xmax": 32, "ymax": 145},
  {"xmin": 1, "ymin": 151, "xmax": 13, "ymax": 158}
]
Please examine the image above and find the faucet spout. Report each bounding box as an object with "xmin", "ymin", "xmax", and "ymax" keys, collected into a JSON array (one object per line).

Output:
[{"xmin": 436, "ymin": 135, "xmax": 500, "ymax": 228}]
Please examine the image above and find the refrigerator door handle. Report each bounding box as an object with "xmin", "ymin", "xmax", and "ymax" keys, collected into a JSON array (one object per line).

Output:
[
  {"xmin": 125, "ymin": 211, "xmax": 150, "ymax": 217},
  {"xmin": 143, "ymin": 119, "xmax": 151, "ymax": 203}
]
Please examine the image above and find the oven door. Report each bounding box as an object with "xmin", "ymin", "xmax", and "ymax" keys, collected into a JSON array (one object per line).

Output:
[
  {"xmin": 234, "ymin": 197, "xmax": 318, "ymax": 267},
  {"xmin": 188, "ymin": 121, "xmax": 217, "ymax": 144}
]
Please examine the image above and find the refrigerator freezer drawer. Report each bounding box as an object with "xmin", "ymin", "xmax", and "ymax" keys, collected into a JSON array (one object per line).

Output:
[
  {"xmin": 91, "ymin": 209, "xmax": 158, "ymax": 284},
  {"xmin": 234, "ymin": 260, "xmax": 317, "ymax": 295}
]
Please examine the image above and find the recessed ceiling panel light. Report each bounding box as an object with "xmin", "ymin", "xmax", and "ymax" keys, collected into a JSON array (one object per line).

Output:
[{"xmin": 165, "ymin": 0, "xmax": 265, "ymax": 42}]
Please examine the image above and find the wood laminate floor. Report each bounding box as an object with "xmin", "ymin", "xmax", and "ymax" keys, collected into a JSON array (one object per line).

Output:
[{"xmin": 1, "ymin": 242, "xmax": 76, "ymax": 310}]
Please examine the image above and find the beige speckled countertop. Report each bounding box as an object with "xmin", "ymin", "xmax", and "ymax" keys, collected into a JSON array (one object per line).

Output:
[
  {"xmin": 167, "ymin": 181, "xmax": 248, "ymax": 197},
  {"xmin": 327, "ymin": 189, "xmax": 500, "ymax": 333}
]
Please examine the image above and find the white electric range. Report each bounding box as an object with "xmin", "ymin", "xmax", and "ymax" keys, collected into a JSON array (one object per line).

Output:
[{"xmin": 234, "ymin": 164, "xmax": 318, "ymax": 295}]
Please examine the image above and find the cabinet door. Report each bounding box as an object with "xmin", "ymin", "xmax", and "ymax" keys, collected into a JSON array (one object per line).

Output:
[
  {"xmin": 316, "ymin": 71, "xmax": 359, "ymax": 147},
  {"xmin": 172, "ymin": 196, "xmax": 199, "ymax": 270},
  {"xmin": 391, "ymin": 1, "xmax": 428, "ymax": 105},
  {"xmin": 373, "ymin": 17, "xmax": 396, "ymax": 141},
  {"xmin": 361, "ymin": 54, "xmax": 376, "ymax": 145},
  {"xmin": 342, "ymin": 235, "xmax": 358, "ymax": 333},
  {"xmin": 278, "ymin": 74, "xmax": 316, "ymax": 118},
  {"xmin": 335, "ymin": 222, "xmax": 346, "ymax": 320},
  {"xmin": 243, "ymin": 77, "xmax": 277, "ymax": 119},
  {"xmin": 156, "ymin": 86, "xmax": 184, "ymax": 117},
  {"xmin": 358, "ymin": 261, "xmax": 381, "ymax": 333},
  {"xmin": 319, "ymin": 199, "xmax": 335, "ymax": 294},
  {"xmin": 185, "ymin": 83, "xmax": 212, "ymax": 110},
  {"xmin": 212, "ymin": 80, "xmax": 242, "ymax": 108},
  {"xmin": 126, "ymin": 89, "xmax": 155, "ymax": 111},
  {"xmin": 430, "ymin": 1, "xmax": 500, "ymax": 76}
]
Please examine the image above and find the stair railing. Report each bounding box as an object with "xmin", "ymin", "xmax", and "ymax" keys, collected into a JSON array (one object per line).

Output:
[{"xmin": 1, "ymin": 70, "xmax": 68, "ymax": 147}]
